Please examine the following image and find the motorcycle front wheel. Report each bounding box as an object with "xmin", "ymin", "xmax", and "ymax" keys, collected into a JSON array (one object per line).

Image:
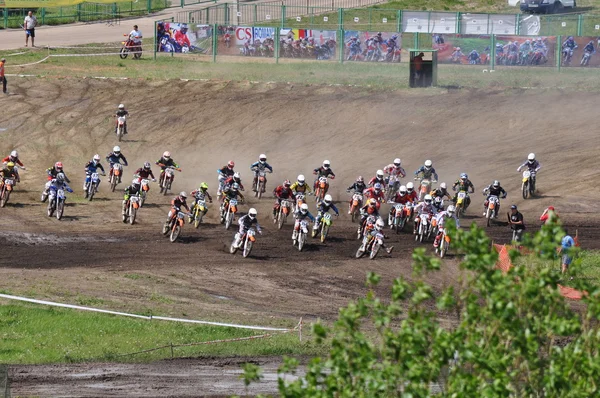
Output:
[
  {"xmin": 242, "ymin": 241, "xmax": 253, "ymax": 258},
  {"xmin": 56, "ymin": 200, "xmax": 64, "ymax": 220},
  {"xmin": 170, "ymin": 225, "xmax": 181, "ymax": 242},
  {"xmin": 119, "ymin": 47, "xmax": 129, "ymax": 59},
  {"xmin": 522, "ymin": 182, "xmax": 529, "ymax": 199},
  {"xmin": 129, "ymin": 207, "xmax": 137, "ymax": 225},
  {"xmin": 369, "ymin": 244, "xmax": 380, "ymax": 260}
]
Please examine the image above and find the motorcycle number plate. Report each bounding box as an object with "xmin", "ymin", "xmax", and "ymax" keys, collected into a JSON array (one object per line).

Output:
[{"xmin": 523, "ymin": 177, "xmax": 528, "ymax": 182}]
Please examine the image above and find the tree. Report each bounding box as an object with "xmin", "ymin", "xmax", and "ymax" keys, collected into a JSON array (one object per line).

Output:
[{"xmin": 246, "ymin": 220, "xmax": 600, "ymax": 396}]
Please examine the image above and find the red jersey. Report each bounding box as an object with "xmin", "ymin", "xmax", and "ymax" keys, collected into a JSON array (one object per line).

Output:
[
  {"xmin": 274, "ymin": 186, "xmax": 295, "ymax": 200},
  {"xmin": 135, "ymin": 168, "xmax": 155, "ymax": 180},
  {"xmin": 368, "ymin": 176, "xmax": 386, "ymax": 187},
  {"xmin": 174, "ymin": 30, "xmax": 191, "ymax": 47},
  {"xmin": 392, "ymin": 193, "xmax": 413, "ymax": 204},
  {"xmin": 2, "ymin": 155, "xmax": 23, "ymax": 167},
  {"xmin": 363, "ymin": 187, "xmax": 385, "ymax": 203},
  {"xmin": 360, "ymin": 203, "xmax": 380, "ymax": 214}
]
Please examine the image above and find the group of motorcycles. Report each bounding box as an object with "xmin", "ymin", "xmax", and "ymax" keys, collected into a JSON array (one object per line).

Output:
[
  {"xmin": 345, "ymin": 40, "xmax": 401, "ymax": 63},
  {"xmin": 279, "ymin": 38, "xmax": 337, "ymax": 60}
]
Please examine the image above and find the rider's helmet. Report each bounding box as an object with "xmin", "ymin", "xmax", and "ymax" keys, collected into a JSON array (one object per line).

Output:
[
  {"xmin": 132, "ymin": 178, "xmax": 140, "ymax": 187},
  {"xmin": 56, "ymin": 173, "xmax": 65, "ymax": 182},
  {"xmin": 248, "ymin": 208, "xmax": 258, "ymax": 219},
  {"xmin": 233, "ymin": 172, "xmax": 241, "ymax": 181},
  {"xmin": 323, "ymin": 194, "xmax": 333, "ymax": 205},
  {"xmin": 493, "ymin": 180, "xmax": 500, "ymax": 188},
  {"xmin": 391, "ymin": 35, "xmax": 398, "ymax": 41},
  {"xmin": 93, "ymin": 154, "xmax": 101, "ymax": 164},
  {"xmin": 374, "ymin": 183, "xmax": 382, "ymax": 193},
  {"xmin": 525, "ymin": 40, "xmax": 531, "ymax": 44},
  {"xmin": 393, "ymin": 158, "xmax": 401, "ymax": 167},
  {"xmin": 460, "ymin": 173, "xmax": 468, "ymax": 181},
  {"xmin": 406, "ymin": 182, "xmax": 414, "ymax": 192},
  {"xmin": 300, "ymin": 203, "xmax": 309, "ymax": 214},
  {"xmin": 323, "ymin": 160, "xmax": 331, "ymax": 169},
  {"xmin": 284, "ymin": 180, "xmax": 291, "ymax": 187},
  {"xmin": 10, "ymin": 150, "xmax": 18, "ymax": 158},
  {"xmin": 528, "ymin": 153, "xmax": 536, "ymax": 163},
  {"xmin": 447, "ymin": 205, "xmax": 456, "ymax": 216},
  {"xmin": 143, "ymin": 161, "xmax": 151, "ymax": 170},
  {"xmin": 375, "ymin": 218, "xmax": 385, "ymax": 231},
  {"xmin": 113, "ymin": 146, "xmax": 121, "ymax": 155},
  {"xmin": 227, "ymin": 160, "xmax": 235, "ymax": 169},
  {"xmin": 259, "ymin": 154, "xmax": 267, "ymax": 164},
  {"xmin": 399, "ymin": 185, "xmax": 407, "ymax": 195},
  {"xmin": 424, "ymin": 194, "xmax": 433, "ymax": 204},
  {"xmin": 456, "ymin": 47, "xmax": 461, "ymax": 51},
  {"xmin": 368, "ymin": 198, "xmax": 377, "ymax": 207},
  {"xmin": 376, "ymin": 170, "xmax": 384, "ymax": 179},
  {"xmin": 440, "ymin": 182, "xmax": 447, "ymax": 190},
  {"xmin": 231, "ymin": 183, "xmax": 240, "ymax": 191},
  {"xmin": 514, "ymin": 41, "xmax": 518, "ymax": 45},
  {"xmin": 568, "ymin": 36, "xmax": 574, "ymax": 41},
  {"xmin": 163, "ymin": 151, "xmax": 171, "ymax": 160},
  {"xmin": 55, "ymin": 162, "xmax": 63, "ymax": 171},
  {"xmin": 178, "ymin": 191, "xmax": 187, "ymax": 200},
  {"xmin": 377, "ymin": 32, "xmax": 382, "ymax": 37},
  {"xmin": 297, "ymin": 174, "xmax": 305, "ymax": 185},
  {"xmin": 180, "ymin": 23, "xmax": 189, "ymax": 34},
  {"xmin": 200, "ymin": 182, "xmax": 208, "ymax": 190},
  {"xmin": 357, "ymin": 176, "xmax": 364, "ymax": 182},
  {"xmin": 118, "ymin": 104, "xmax": 125, "ymax": 110},
  {"xmin": 424, "ymin": 160, "xmax": 433, "ymax": 170},
  {"xmin": 6, "ymin": 162, "xmax": 14, "ymax": 170}
]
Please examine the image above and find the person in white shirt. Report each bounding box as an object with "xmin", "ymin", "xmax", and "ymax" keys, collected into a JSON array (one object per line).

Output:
[
  {"xmin": 129, "ymin": 25, "xmax": 143, "ymax": 45},
  {"xmin": 24, "ymin": 11, "xmax": 37, "ymax": 47}
]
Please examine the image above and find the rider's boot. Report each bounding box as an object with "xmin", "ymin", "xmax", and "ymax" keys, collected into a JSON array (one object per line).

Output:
[
  {"xmin": 385, "ymin": 246, "xmax": 394, "ymax": 254},
  {"xmin": 292, "ymin": 230, "xmax": 298, "ymax": 241}
]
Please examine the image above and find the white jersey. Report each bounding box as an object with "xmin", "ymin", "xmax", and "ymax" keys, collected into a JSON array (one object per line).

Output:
[
  {"xmin": 414, "ymin": 202, "xmax": 437, "ymax": 216},
  {"xmin": 129, "ymin": 30, "xmax": 143, "ymax": 44},
  {"xmin": 435, "ymin": 211, "xmax": 459, "ymax": 228}
]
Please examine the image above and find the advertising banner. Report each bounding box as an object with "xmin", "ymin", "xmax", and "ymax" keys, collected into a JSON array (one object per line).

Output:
[
  {"xmin": 433, "ymin": 34, "xmax": 491, "ymax": 65},
  {"xmin": 156, "ymin": 22, "xmax": 211, "ymax": 54},
  {"xmin": 495, "ymin": 35, "xmax": 556, "ymax": 67},
  {"xmin": 280, "ymin": 29, "xmax": 337, "ymax": 60},
  {"xmin": 343, "ymin": 31, "xmax": 401, "ymax": 62},
  {"xmin": 559, "ymin": 36, "xmax": 598, "ymax": 67}
]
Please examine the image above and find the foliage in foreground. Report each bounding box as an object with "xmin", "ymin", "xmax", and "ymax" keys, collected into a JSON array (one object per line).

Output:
[{"xmin": 246, "ymin": 220, "xmax": 600, "ymax": 396}]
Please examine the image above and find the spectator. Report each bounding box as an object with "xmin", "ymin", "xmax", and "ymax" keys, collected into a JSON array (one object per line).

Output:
[
  {"xmin": 0, "ymin": 58, "xmax": 6, "ymax": 95},
  {"xmin": 559, "ymin": 229, "xmax": 575, "ymax": 274},
  {"xmin": 509, "ymin": 204, "xmax": 525, "ymax": 242},
  {"xmin": 24, "ymin": 11, "xmax": 37, "ymax": 47},
  {"xmin": 414, "ymin": 52, "xmax": 424, "ymax": 86},
  {"xmin": 540, "ymin": 206, "xmax": 559, "ymax": 225}
]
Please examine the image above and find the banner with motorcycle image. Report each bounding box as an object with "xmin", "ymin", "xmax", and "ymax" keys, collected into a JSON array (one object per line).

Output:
[
  {"xmin": 156, "ymin": 22, "xmax": 213, "ymax": 55},
  {"xmin": 494, "ymin": 35, "xmax": 556, "ymax": 68},
  {"xmin": 433, "ymin": 34, "xmax": 492, "ymax": 65},
  {"xmin": 343, "ymin": 31, "xmax": 402, "ymax": 63},
  {"xmin": 559, "ymin": 36, "xmax": 600, "ymax": 68},
  {"xmin": 216, "ymin": 26, "xmax": 276, "ymax": 58},
  {"xmin": 279, "ymin": 29, "xmax": 337, "ymax": 61}
]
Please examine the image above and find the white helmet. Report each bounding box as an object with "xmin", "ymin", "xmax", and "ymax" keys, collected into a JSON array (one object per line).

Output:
[
  {"xmin": 93, "ymin": 154, "xmax": 101, "ymax": 163},
  {"xmin": 10, "ymin": 150, "xmax": 18, "ymax": 158},
  {"xmin": 323, "ymin": 194, "xmax": 333, "ymax": 205},
  {"xmin": 163, "ymin": 151, "xmax": 171, "ymax": 159},
  {"xmin": 447, "ymin": 205, "xmax": 455, "ymax": 215},
  {"xmin": 248, "ymin": 208, "xmax": 258, "ymax": 219},
  {"xmin": 113, "ymin": 146, "xmax": 121, "ymax": 153},
  {"xmin": 300, "ymin": 203, "xmax": 309, "ymax": 213},
  {"xmin": 424, "ymin": 160, "xmax": 433, "ymax": 169},
  {"xmin": 424, "ymin": 194, "xmax": 433, "ymax": 204},
  {"xmin": 323, "ymin": 160, "xmax": 331, "ymax": 169},
  {"xmin": 298, "ymin": 174, "xmax": 305, "ymax": 185},
  {"xmin": 375, "ymin": 218, "xmax": 385, "ymax": 231},
  {"xmin": 399, "ymin": 185, "xmax": 407, "ymax": 195},
  {"xmin": 528, "ymin": 153, "xmax": 536, "ymax": 163},
  {"xmin": 393, "ymin": 158, "xmax": 401, "ymax": 166},
  {"xmin": 179, "ymin": 191, "xmax": 187, "ymax": 199},
  {"xmin": 233, "ymin": 172, "xmax": 241, "ymax": 179},
  {"xmin": 406, "ymin": 182, "xmax": 414, "ymax": 191},
  {"xmin": 440, "ymin": 182, "xmax": 447, "ymax": 189},
  {"xmin": 118, "ymin": 104, "xmax": 125, "ymax": 109},
  {"xmin": 259, "ymin": 154, "xmax": 267, "ymax": 163},
  {"xmin": 132, "ymin": 178, "xmax": 140, "ymax": 186},
  {"xmin": 376, "ymin": 169, "xmax": 384, "ymax": 178}
]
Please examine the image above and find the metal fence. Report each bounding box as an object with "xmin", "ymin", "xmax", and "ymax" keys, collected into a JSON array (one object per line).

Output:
[{"xmin": 182, "ymin": 3, "xmax": 600, "ymax": 37}]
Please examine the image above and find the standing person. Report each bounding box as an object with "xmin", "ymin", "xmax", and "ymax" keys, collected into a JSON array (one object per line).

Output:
[
  {"xmin": 24, "ymin": 11, "xmax": 37, "ymax": 47},
  {"xmin": 508, "ymin": 205, "xmax": 525, "ymax": 243},
  {"xmin": 0, "ymin": 58, "xmax": 6, "ymax": 95},
  {"xmin": 540, "ymin": 206, "xmax": 559, "ymax": 225},
  {"xmin": 413, "ymin": 52, "xmax": 424, "ymax": 86},
  {"xmin": 129, "ymin": 25, "xmax": 143, "ymax": 47},
  {"xmin": 559, "ymin": 229, "xmax": 575, "ymax": 274}
]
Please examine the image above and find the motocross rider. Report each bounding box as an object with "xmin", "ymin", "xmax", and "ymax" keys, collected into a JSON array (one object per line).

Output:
[
  {"xmin": 368, "ymin": 170, "xmax": 386, "ymax": 188},
  {"xmin": 221, "ymin": 182, "xmax": 244, "ymax": 217},
  {"xmin": 388, "ymin": 185, "xmax": 414, "ymax": 225},
  {"xmin": 452, "ymin": 173, "xmax": 475, "ymax": 211},
  {"xmin": 165, "ymin": 191, "xmax": 190, "ymax": 225},
  {"xmin": 42, "ymin": 162, "xmax": 70, "ymax": 202},
  {"xmin": 217, "ymin": 160, "xmax": 236, "ymax": 196},
  {"xmin": 272, "ymin": 180, "xmax": 296, "ymax": 221},
  {"xmin": 290, "ymin": 174, "xmax": 312, "ymax": 195},
  {"xmin": 383, "ymin": 158, "xmax": 406, "ymax": 186},
  {"xmin": 2, "ymin": 150, "xmax": 25, "ymax": 183},
  {"xmin": 0, "ymin": 162, "xmax": 19, "ymax": 183},
  {"xmin": 405, "ymin": 182, "xmax": 419, "ymax": 203},
  {"xmin": 313, "ymin": 194, "xmax": 339, "ymax": 232},
  {"xmin": 106, "ymin": 146, "xmax": 128, "ymax": 182},
  {"xmin": 115, "ymin": 104, "xmax": 129, "ymax": 135},
  {"xmin": 533, "ymin": 38, "xmax": 548, "ymax": 62},
  {"xmin": 414, "ymin": 160, "xmax": 439, "ymax": 182},
  {"xmin": 363, "ymin": 183, "xmax": 385, "ymax": 205},
  {"xmin": 431, "ymin": 182, "xmax": 451, "ymax": 201},
  {"xmin": 482, "ymin": 180, "xmax": 507, "ymax": 218},
  {"xmin": 517, "ymin": 153, "xmax": 541, "ymax": 185},
  {"xmin": 468, "ymin": 49, "xmax": 480, "ymax": 64},
  {"xmin": 313, "ymin": 160, "xmax": 335, "ymax": 191},
  {"xmin": 122, "ymin": 179, "xmax": 141, "ymax": 215},
  {"xmin": 433, "ymin": 205, "xmax": 459, "ymax": 249},
  {"xmin": 583, "ymin": 40, "xmax": 595, "ymax": 55},
  {"xmin": 346, "ymin": 176, "xmax": 367, "ymax": 214},
  {"xmin": 47, "ymin": 172, "xmax": 73, "ymax": 198},
  {"xmin": 292, "ymin": 203, "xmax": 315, "ymax": 241},
  {"xmin": 233, "ymin": 208, "xmax": 262, "ymax": 249},
  {"xmin": 363, "ymin": 218, "xmax": 394, "ymax": 254},
  {"xmin": 562, "ymin": 36, "xmax": 578, "ymax": 59},
  {"xmin": 250, "ymin": 154, "xmax": 273, "ymax": 192},
  {"xmin": 358, "ymin": 198, "xmax": 381, "ymax": 235},
  {"xmin": 155, "ymin": 151, "xmax": 181, "ymax": 186},
  {"xmin": 134, "ymin": 162, "xmax": 157, "ymax": 182},
  {"xmin": 520, "ymin": 40, "xmax": 532, "ymax": 56},
  {"xmin": 84, "ymin": 154, "xmax": 106, "ymax": 191},
  {"xmin": 386, "ymin": 35, "xmax": 399, "ymax": 56},
  {"xmin": 451, "ymin": 47, "xmax": 464, "ymax": 61},
  {"xmin": 413, "ymin": 194, "xmax": 438, "ymax": 234},
  {"xmin": 190, "ymin": 182, "xmax": 213, "ymax": 220},
  {"xmin": 223, "ymin": 172, "xmax": 244, "ymax": 192}
]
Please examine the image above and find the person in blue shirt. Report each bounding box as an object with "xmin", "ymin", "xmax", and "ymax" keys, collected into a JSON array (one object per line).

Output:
[
  {"xmin": 83, "ymin": 154, "xmax": 106, "ymax": 192},
  {"xmin": 560, "ymin": 229, "xmax": 576, "ymax": 274}
]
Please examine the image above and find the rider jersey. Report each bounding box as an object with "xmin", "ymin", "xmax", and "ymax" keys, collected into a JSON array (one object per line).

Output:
[
  {"xmin": 222, "ymin": 187, "xmax": 244, "ymax": 202},
  {"xmin": 313, "ymin": 167, "xmax": 335, "ymax": 178},
  {"xmin": 563, "ymin": 39, "xmax": 577, "ymax": 49},
  {"xmin": 468, "ymin": 51, "xmax": 479, "ymax": 60},
  {"xmin": 453, "ymin": 179, "xmax": 474, "ymax": 192},
  {"xmin": 156, "ymin": 157, "xmax": 179, "ymax": 170},
  {"xmin": 392, "ymin": 193, "xmax": 413, "ymax": 204},
  {"xmin": 116, "ymin": 109, "xmax": 129, "ymax": 117},
  {"xmin": 129, "ymin": 29, "xmax": 142, "ymax": 44},
  {"xmin": 584, "ymin": 43, "xmax": 594, "ymax": 52},
  {"xmin": 383, "ymin": 164, "xmax": 406, "ymax": 178},
  {"xmin": 218, "ymin": 166, "xmax": 235, "ymax": 179},
  {"xmin": 124, "ymin": 184, "xmax": 141, "ymax": 198},
  {"xmin": 360, "ymin": 203, "xmax": 379, "ymax": 216},
  {"xmin": 190, "ymin": 188, "xmax": 212, "ymax": 202},
  {"xmin": 290, "ymin": 182, "xmax": 311, "ymax": 194},
  {"xmin": 171, "ymin": 197, "xmax": 189, "ymax": 211},
  {"xmin": 435, "ymin": 211, "xmax": 460, "ymax": 228},
  {"xmin": 294, "ymin": 210, "xmax": 315, "ymax": 222},
  {"xmin": 368, "ymin": 176, "xmax": 385, "ymax": 187},
  {"xmin": 47, "ymin": 166, "xmax": 70, "ymax": 182},
  {"xmin": 0, "ymin": 168, "xmax": 17, "ymax": 179},
  {"xmin": 135, "ymin": 168, "xmax": 155, "ymax": 180},
  {"xmin": 431, "ymin": 188, "xmax": 451, "ymax": 200},
  {"xmin": 224, "ymin": 176, "xmax": 244, "ymax": 190},
  {"xmin": 519, "ymin": 160, "xmax": 541, "ymax": 172},
  {"xmin": 414, "ymin": 202, "xmax": 438, "ymax": 216},
  {"xmin": 363, "ymin": 187, "xmax": 385, "ymax": 202},
  {"xmin": 84, "ymin": 161, "xmax": 105, "ymax": 174},
  {"xmin": 484, "ymin": 185, "xmax": 507, "ymax": 198},
  {"xmin": 238, "ymin": 214, "xmax": 261, "ymax": 232},
  {"xmin": 347, "ymin": 181, "xmax": 366, "ymax": 193},
  {"xmin": 2, "ymin": 155, "xmax": 23, "ymax": 167},
  {"xmin": 274, "ymin": 186, "xmax": 295, "ymax": 200},
  {"xmin": 317, "ymin": 201, "xmax": 339, "ymax": 215},
  {"xmin": 414, "ymin": 166, "xmax": 439, "ymax": 181},
  {"xmin": 106, "ymin": 152, "xmax": 128, "ymax": 166},
  {"xmin": 250, "ymin": 161, "xmax": 273, "ymax": 173}
]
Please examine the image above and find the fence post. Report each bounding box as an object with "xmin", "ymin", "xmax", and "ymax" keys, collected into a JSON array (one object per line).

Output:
[
  {"xmin": 253, "ymin": 4, "xmax": 257, "ymax": 25},
  {"xmin": 557, "ymin": 35, "xmax": 561, "ymax": 72},
  {"xmin": 153, "ymin": 20, "xmax": 157, "ymax": 60},
  {"xmin": 490, "ymin": 34, "xmax": 495, "ymax": 70},
  {"xmin": 397, "ymin": 10, "xmax": 401, "ymax": 33},
  {"xmin": 516, "ymin": 13, "xmax": 521, "ymax": 35},
  {"xmin": 414, "ymin": 32, "xmax": 419, "ymax": 49},
  {"xmin": 212, "ymin": 23, "xmax": 217, "ymax": 63},
  {"xmin": 456, "ymin": 12, "xmax": 460, "ymax": 34},
  {"xmin": 76, "ymin": 3, "xmax": 81, "ymax": 22},
  {"xmin": 368, "ymin": 8, "xmax": 372, "ymax": 31},
  {"xmin": 281, "ymin": 5, "xmax": 286, "ymax": 29},
  {"xmin": 577, "ymin": 14, "xmax": 583, "ymax": 36},
  {"xmin": 181, "ymin": 0, "xmax": 184, "ymax": 8},
  {"xmin": 224, "ymin": 3, "xmax": 229, "ymax": 25},
  {"xmin": 339, "ymin": 28, "xmax": 344, "ymax": 63},
  {"xmin": 3, "ymin": 9, "xmax": 7, "ymax": 29},
  {"xmin": 275, "ymin": 28, "xmax": 280, "ymax": 64},
  {"xmin": 42, "ymin": 8, "xmax": 46, "ymax": 25},
  {"xmin": 338, "ymin": 8, "xmax": 342, "ymax": 31},
  {"xmin": 147, "ymin": 0, "xmax": 151, "ymax": 14}
]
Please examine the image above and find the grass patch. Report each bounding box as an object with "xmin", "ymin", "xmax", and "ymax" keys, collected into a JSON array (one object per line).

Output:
[
  {"xmin": 0, "ymin": 303, "xmax": 319, "ymax": 364},
  {"xmin": 514, "ymin": 250, "xmax": 600, "ymax": 288}
]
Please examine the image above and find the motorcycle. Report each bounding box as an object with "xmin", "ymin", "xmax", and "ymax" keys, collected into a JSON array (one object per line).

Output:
[
  {"xmin": 389, "ymin": 202, "xmax": 412, "ymax": 234},
  {"xmin": 122, "ymin": 193, "xmax": 140, "ymax": 225},
  {"xmin": 415, "ymin": 212, "xmax": 433, "ymax": 243},
  {"xmin": 435, "ymin": 226, "xmax": 451, "ymax": 258},
  {"xmin": 293, "ymin": 219, "xmax": 309, "ymax": 251},
  {"xmin": 253, "ymin": 170, "xmax": 270, "ymax": 199},
  {"xmin": 220, "ymin": 198, "xmax": 238, "ymax": 230},
  {"xmin": 138, "ymin": 178, "xmax": 151, "ymax": 207},
  {"xmin": 162, "ymin": 210, "xmax": 188, "ymax": 243},
  {"xmin": 530, "ymin": 50, "xmax": 545, "ymax": 65},
  {"xmin": 0, "ymin": 178, "xmax": 14, "ymax": 207},
  {"xmin": 358, "ymin": 215, "xmax": 378, "ymax": 240},
  {"xmin": 119, "ymin": 34, "xmax": 142, "ymax": 59},
  {"xmin": 84, "ymin": 172, "xmax": 101, "ymax": 201},
  {"xmin": 484, "ymin": 195, "xmax": 499, "ymax": 227},
  {"xmin": 356, "ymin": 229, "xmax": 385, "ymax": 259},
  {"xmin": 562, "ymin": 48, "xmax": 574, "ymax": 66},
  {"xmin": 230, "ymin": 227, "xmax": 256, "ymax": 258},
  {"xmin": 159, "ymin": 166, "xmax": 178, "ymax": 196},
  {"xmin": 455, "ymin": 190, "xmax": 468, "ymax": 218},
  {"xmin": 349, "ymin": 192, "xmax": 363, "ymax": 223},
  {"xmin": 115, "ymin": 115, "xmax": 126, "ymax": 142},
  {"xmin": 109, "ymin": 163, "xmax": 123, "ymax": 192},
  {"xmin": 416, "ymin": 178, "xmax": 434, "ymax": 201},
  {"xmin": 275, "ymin": 199, "xmax": 292, "ymax": 230},
  {"xmin": 189, "ymin": 198, "xmax": 207, "ymax": 229},
  {"xmin": 581, "ymin": 50, "xmax": 592, "ymax": 66},
  {"xmin": 315, "ymin": 176, "xmax": 329, "ymax": 202},
  {"xmin": 294, "ymin": 193, "xmax": 306, "ymax": 213},
  {"xmin": 47, "ymin": 186, "xmax": 68, "ymax": 220},
  {"xmin": 312, "ymin": 212, "xmax": 333, "ymax": 243},
  {"xmin": 521, "ymin": 170, "xmax": 536, "ymax": 199}
]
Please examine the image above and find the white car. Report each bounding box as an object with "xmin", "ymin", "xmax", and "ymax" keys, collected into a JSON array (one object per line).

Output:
[{"xmin": 514, "ymin": 0, "xmax": 576, "ymax": 13}]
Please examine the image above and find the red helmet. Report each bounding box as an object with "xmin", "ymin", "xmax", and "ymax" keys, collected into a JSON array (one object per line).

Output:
[
  {"xmin": 55, "ymin": 162, "xmax": 63, "ymax": 170},
  {"xmin": 227, "ymin": 160, "xmax": 235, "ymax": 169}
]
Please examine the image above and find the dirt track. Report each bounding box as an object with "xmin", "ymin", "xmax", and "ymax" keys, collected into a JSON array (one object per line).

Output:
[{"xmin": 1, "ymin": 77, "xmax": 599, "ymax": 396}]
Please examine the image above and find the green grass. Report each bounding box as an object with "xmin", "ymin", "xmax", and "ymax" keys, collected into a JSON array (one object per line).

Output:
[{"xmin": 0, "ymin": 303, "xmax": 319, "ymax": 364}]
